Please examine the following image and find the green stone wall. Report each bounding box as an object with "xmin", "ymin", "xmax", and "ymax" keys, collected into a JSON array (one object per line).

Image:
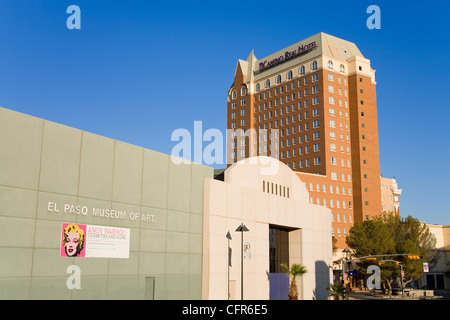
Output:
[{"xmin": 0, "ymin": 107, "xmax": 213, "ymax": 299}]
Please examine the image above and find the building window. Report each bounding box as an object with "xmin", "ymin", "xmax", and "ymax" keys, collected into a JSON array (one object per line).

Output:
[
  {"xmin": 256, "ymin": 83, "xmax": 260, "ymax": 92},
  {"xmin": 314, "ymin": 156, "xmax": 321, "ymax": 165},
  {"xmin": 329, "ymin": 96, "xmax": 335, "ymax": 105},
  {"xmin": 287, "ymin": 70, "xmax": 293, "ymax": 80},
  {"xmin": 300, "ymin": 65, "xmax": 305, "ymax": 75},
  {"xmin": 276, "ymin": 75, "xmax": 282, "ymax": 84},
  {"xmin": 312, "ymin": 85, "xmax": 319, "ymax": 94},
  {"xmin": 312, "ymin": 61, "xmax": 318, "ymax": 70},
  {"xmin": 340, "ymin": 65, "xmax": 345, "ymax": 73},
  {"xmin": 328, "ymin": 61, "xmax": 333, "ymax": 69},
  {"xmin": 312, "ymin": 97, "xmax": 319, "ymax": 105},
  {"xmin": 313, "ymin": 132, "xmax": 320, "ymax": 141},
  {"xmin": 232, "ymin": 90, "xmax": 237, "ymax": 99},
  {"xmin": 266, "ymin": 79, "xmax": 271, "ymax": 88}
]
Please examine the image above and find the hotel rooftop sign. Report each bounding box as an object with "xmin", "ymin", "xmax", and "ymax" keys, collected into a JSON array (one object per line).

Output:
[{"xmin": 258, "ymin": 41, "xmax": 318, "ymax": 72}]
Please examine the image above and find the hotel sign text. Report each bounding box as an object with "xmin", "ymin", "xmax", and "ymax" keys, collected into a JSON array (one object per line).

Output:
[{"xmin": 258, "ymin": 41, "xmax": 317, "ymax": 71}]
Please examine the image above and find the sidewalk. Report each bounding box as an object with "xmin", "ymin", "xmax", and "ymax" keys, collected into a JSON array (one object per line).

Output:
[{"xmin": 348, "ymin": 289, "xmax": 450, "ymax": 300}]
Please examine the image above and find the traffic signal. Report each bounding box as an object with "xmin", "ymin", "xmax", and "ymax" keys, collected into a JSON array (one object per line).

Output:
[
  {"xmin": 366, "ymin": 257, "xmax": 376, "ymax": 261},
  {"xmin": 407, "ymin": 255, "xmax": 420, "ymax": 260}
]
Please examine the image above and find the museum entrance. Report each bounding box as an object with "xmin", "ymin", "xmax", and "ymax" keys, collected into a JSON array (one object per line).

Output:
[{"xmin": 269, "ymin": 225, "xmax": 300, "ymax": 300}]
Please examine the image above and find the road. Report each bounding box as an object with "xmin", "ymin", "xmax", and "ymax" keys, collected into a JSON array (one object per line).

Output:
[{"xmin": 347, "ymin": 290, "xmax": 450, "ymax": 300}]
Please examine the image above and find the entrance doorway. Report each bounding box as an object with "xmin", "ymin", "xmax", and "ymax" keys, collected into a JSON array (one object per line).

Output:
[{"xmin": 268, "ymin": 225, "xmax": 301, "ymax": 299}]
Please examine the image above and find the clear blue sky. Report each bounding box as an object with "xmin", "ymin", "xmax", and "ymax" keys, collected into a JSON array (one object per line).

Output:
[{"xmin": 1, "ymin": 1, "xmax": 449, "ymax": 225}]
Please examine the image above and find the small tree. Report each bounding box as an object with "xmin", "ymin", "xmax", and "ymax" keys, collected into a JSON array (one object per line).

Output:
[
  {"xmin": 281, "ymin": 263, "xmax": 307, "ymax": 300},
  {"xmin": 326, "ymin": 283, "xmax": 345, "ymax": 300}
]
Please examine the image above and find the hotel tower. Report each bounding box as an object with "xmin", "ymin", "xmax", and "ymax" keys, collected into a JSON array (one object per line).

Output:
[{"xmin": 227, "ymin": 32, "xmax": 383, "ymax": 249}]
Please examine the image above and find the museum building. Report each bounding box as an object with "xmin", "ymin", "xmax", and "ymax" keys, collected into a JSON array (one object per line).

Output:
[{"xmin": 0, "ymin": 106, "xmax": 332, "ymax": 300}]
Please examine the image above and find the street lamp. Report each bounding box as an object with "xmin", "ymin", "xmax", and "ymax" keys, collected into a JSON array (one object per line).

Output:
[
  {"xmin": 235, "ymin": 223, "xmax": 249, "ymax": 300},
  {"xmin": 342, "ymin": 248, "xmax": 351, "ymax": 299}
]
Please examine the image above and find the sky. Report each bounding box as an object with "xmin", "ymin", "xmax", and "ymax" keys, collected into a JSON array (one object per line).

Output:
[{"xmin": 0, "ymin": 0, "xmax": 449, "ymax": 225}]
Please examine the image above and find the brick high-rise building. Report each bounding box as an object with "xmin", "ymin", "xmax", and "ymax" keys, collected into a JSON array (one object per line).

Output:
[{"xmin": 227, "ymin": 32, "xmax": 383, "ymax": 250}]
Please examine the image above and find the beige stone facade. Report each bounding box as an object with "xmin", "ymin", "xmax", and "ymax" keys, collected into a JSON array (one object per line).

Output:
[{"xmin": 202, "ymin": 157, "xmax": 332, "ymax": 300}]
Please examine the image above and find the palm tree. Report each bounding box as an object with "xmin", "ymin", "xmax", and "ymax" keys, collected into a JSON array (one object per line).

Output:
[
  {"xmin": 281, "ymin": 263, "xmax": 307, "ymax": 300},
  {"xmin": 326, "ymin": 283, "xmax": 345, "ymax": 300}
]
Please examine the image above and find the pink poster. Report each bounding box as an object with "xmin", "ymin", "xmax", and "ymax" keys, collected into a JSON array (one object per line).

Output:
[
  {"xmin": 60, "ymin": 223, "xmax": 87, "ymax": 257},
  {"xmin": 60, "ymin": 223, "xmax": 130, "ymax": 258}
]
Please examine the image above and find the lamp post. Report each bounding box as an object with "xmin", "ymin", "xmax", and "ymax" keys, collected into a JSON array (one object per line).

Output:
[
  {"xmin": 226, "ymin": 231, "xmax": 232, "ymax": 300},
  {"xmin": 342, "ymin": 248, "xmax": 351, "ymax": 300},
  {"xmin": 235, "ymin": 223, "xmax": 249, "ymax": 300}
]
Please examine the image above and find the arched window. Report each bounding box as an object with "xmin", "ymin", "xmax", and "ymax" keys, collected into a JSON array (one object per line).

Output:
[
  {"xmin": 276, "ymin": 75, "xmax": 282, "ymax": 84},
  {"xmin": 300, "ymin": 65, "xmax": 305, "ymax": 75},
  {"xmin": 328, "ymin": 61, "xmax": 333, "ymax": 69},
  {"xmin": 312, "ymin": 61, "xmax": 318, "ymax": 70},
  {"xmin": 287, "ymin": 70, "xmax": 293, "ymax": 80},
  {"xmin": 256, "ymin": 83, "xmax": 260, "ymax": 92},
  {"xmin": 241, "ymin": 86, "xmax": 246, "ymax": 96},
  {"xmin": 265, "ymin": 79, "xmax": 271, "ymax": 88},
  {"xmin": 340, "ymin": 64, "xmax": 345, "ymax": 73},
  {"xmin": 232, "ymin": 90, "xmax": 237, "ymax": 99}
]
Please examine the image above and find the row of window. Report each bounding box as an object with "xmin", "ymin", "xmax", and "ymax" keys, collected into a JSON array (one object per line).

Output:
[
  {"xmin": 256, "ymin": 73, "xmax": 320, "ymax": 99},
  {"xmin": 250, "ymin": 96, "xmax": 350, "ymax": 113},
  {"xmin": 307, "ymin": 182, "xmax": 352, "ymax": 195},
  {"xmin": 256, "ymin": 72, "xmax": 321, "ymax": 92},
  {"xmin": 311, "ymin": 197, "xmax": 352, "ymax": 210},
  {"xmin": 255, "ymin": 89, "xmax": 321, "ymax": 107},
  {"xmin": 262, "ymin": 180, "xmax": 290, "ymax": 198},
  {"xmin": 273, "ymin": 140, "xmax": 350, "ymax": 157},
  {"xmin": 332, "ymin": 212, "xmax": 353, "ymax": 223},
  {"xmin": 255, "ymin": 61, "xmax": 346, "ymax": 92},
  {"xmin": 332, "ymin": 227, "xmax": 348, "ymax": 237},
  {"xmin": 230, "ymin": 70, "xmax": 351, "ymax": 102},
  {"xmin": 255, "ymin": 108, "xmax": 321, "ymax": 123}
]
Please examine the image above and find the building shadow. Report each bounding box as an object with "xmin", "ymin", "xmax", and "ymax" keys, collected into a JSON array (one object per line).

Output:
[{"xmin": 315, "ymin": 260, "xmax": 330, "ymax": 300}]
